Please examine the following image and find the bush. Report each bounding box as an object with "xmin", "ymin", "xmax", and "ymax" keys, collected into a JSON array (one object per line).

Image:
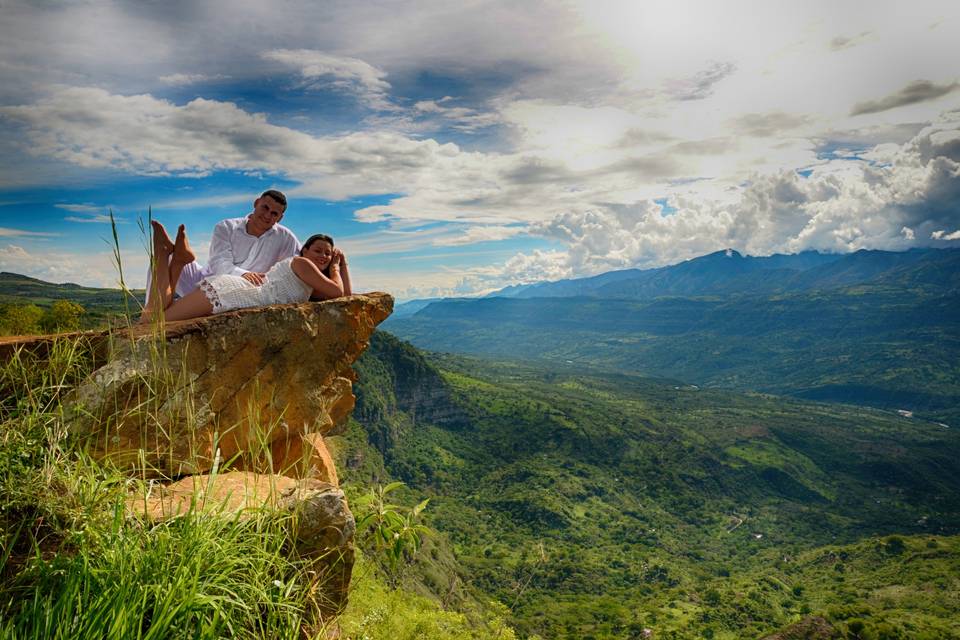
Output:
[
  {"xmin": 41, "ymin": 300, "xmax": 85, "ymax": 333},
  {"xmin": 883, "ymin": 536, "xmax": 906, "ymax": 555},
  {"xmin": 0, "ymin": 303, "xmax": 43, "ymax": 336}
]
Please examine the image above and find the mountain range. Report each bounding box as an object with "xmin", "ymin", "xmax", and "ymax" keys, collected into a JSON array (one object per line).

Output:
[
  {"xmin": 2, "ymin": 250, "xmax": 960, "ymax": 637},
  {"xmin": 485, "ymin": 247, "xmax": 959, "ymax": 299},
  {"xmin": 386, "ymin": 248, "xmax": 960, "ymax": 423}
]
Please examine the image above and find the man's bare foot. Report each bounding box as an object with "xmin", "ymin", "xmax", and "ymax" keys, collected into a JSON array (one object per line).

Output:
[
  {"xmin": 172, "ymin": 224, "xmax": 196, "ymax": 265},
  {"xmin": 151, "ymin": 220, "xmax": 175, "ymax": 255}
]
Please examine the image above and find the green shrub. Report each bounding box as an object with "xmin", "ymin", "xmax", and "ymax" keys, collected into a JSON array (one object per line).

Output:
[
  {"xmin": 883, "ymin": 536, "xmax": 906, "ymax": 555},
  {"xmin": 353, "ymin": 481, "xmax": 430, "ymax": 585}
]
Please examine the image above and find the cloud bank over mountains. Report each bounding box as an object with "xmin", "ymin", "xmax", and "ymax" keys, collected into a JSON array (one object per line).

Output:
[{"xmin": 0, "ymin": 0, "xmax": 958, "ymax": 297}]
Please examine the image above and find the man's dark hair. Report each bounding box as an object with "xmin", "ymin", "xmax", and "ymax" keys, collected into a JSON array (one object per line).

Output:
[{"xmin": 260, "ymin": 189, "xmax": 287, "ymax": 207}]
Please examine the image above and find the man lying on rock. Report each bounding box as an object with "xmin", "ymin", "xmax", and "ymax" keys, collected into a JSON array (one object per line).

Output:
[
  {"xmin": 141, "ymin": 189, "xmax": 300, "ymax": 320},
  {"xmin": 139, "ymin": 210, "xmax": 351, "ymax": 323}
]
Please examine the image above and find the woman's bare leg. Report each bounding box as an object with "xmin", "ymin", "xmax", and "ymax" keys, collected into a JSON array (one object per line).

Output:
[
  {"xmin": 140, "ymin": 221, "xmax": 176, "ymax": 323},
  {"xmin": 168, "ymin": 225, "xmax": 196, "ymax": 298},
  {"xmin": 163, "ymin": 288, "xmax": 214, "ymax": 322}
]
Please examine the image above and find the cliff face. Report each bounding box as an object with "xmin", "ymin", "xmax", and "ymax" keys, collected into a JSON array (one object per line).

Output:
[
  {"xmin": 9, "ymin": 294, "xmax": 392, "ymax": 619},
  {"xmin": 352, "ymin": 331, "xmax": 463, "ymax": 460},
  {"xmin": 67, "ymin": 294, "xmax": 392, "ymax": 477}
]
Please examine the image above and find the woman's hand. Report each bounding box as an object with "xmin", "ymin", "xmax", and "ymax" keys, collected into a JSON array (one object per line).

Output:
[
  {"xmin": 332, "ymin": 247, "xmax": 347, "ymax": 267},
  {"xmin": 241, "ymin": 272, "xmax": 266, "ymax": 285},
  {"xmin": 335, "ymin": 248, "xmax": 351, "ymax": 296}
]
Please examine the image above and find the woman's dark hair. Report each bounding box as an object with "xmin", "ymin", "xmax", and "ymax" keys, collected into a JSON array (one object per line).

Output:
[{"xmin": 300, "ymin": 233, "xmax": 336, "ymax": 275}]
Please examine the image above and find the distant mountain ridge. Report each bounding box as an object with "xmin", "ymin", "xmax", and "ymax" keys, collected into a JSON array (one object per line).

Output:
[
  {"xmin": 0, "ymin": 271, "xmax": 144, "ymax": 327},
  {"xmin": 385, "ymin": 247, "xmax": 960, "ymax": 421},
  {"xmin": 486, "ymin": 247, "xmax": 959, "ymax": 300}
]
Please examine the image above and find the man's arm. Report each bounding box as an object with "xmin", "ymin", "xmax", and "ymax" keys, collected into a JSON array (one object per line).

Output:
[{"xmin": 207, "ymin": 220, "xmax": 248, "ymax": 277}]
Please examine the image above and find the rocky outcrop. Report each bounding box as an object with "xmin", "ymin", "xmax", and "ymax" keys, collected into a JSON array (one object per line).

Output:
[
  {"xmin": 8, "ymin": 294, "xmax": 392, "ymax": 622},
  {"xmin": 67, "ymin": 294, "xmax": 392, "ymax": 477}
]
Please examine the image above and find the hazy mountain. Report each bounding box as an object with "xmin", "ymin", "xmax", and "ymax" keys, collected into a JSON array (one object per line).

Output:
[
  {"xmin": 385, "ymin": 248, "xmax": 960, "ymax": 422},
  {"xmin": 391, "ymin": 297, "xmax": 448, "ymax": 318},
  {"xmin": 487, "ymin": 248, "xmax": 957, "ymax": 300}
]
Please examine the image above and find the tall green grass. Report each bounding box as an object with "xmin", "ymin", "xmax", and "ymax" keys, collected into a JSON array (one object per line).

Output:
[
  {"xmin": 2, "ymin": 508, "xmax": 309, "ymax": 640},
  {"xmin": 0, "ymin": 339, "xmax": 325, "ymax": 639}
]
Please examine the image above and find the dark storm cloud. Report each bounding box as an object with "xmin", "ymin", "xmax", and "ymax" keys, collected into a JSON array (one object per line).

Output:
[
  {"xmin": 615, "ymin": 128, "xmax": 676, "ymax": 147},
  {"xmin": 500, "ymin": 157, "xmax": 576, "ymax": 185},
  {"xmin": 669, "ymin": 138, "xmax": 739, "ymax": 155},
  {"xmin": 730, "ymin": 112, "xmax": 813, "ymax": 137},
  {"xmin": 829, "ymin": 31, "xmax": 873, "ymax": 51},
  {"xmin": 602, "ymin": 154, "xmax": 685, "ymax": 179},
  {"xmin": 851, "ymin": 80, "xmax": 959, "ymax": 116}
]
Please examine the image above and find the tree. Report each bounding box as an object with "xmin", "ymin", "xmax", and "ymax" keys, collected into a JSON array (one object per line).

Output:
[
  {"xmin": 353, "ymin": 481, "xmax": 431, "ymax": 586},
  {"xmin": 0, "ymin": 304, "xmax": 43, "ymax": 336},
  {"xmin": 883, "ymin": 536, "xmax": 906, "ymax": 555},
  {"xmin": 41, "ymin": 300, "xmax": 85, "ymax": 333}
]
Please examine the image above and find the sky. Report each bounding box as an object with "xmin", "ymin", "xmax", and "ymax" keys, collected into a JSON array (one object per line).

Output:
[{"xmin": 0, "ymin": 0, "xmax": 958, "ymax": 300}]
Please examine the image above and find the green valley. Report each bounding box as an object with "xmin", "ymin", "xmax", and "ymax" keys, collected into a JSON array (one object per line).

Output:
[
  {"xmin": 385, "ymin": 288, "xmax": 960, "ymax": 424},
  {"xmin": 2, "ymin": 251, "xmax": 959, "ymax": 638},
  {"xmin": 336, "ymin": 332, "xmax": 960, "ymax": 639}
]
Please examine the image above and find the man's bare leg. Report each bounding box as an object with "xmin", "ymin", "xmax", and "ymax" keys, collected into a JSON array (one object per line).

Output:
[{"xmin": 140, "ymin": 221, "xmax": 176, "ymax": 323}]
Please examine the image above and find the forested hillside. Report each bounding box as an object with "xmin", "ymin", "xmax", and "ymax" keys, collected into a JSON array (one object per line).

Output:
[
  {"xmin": 0, "ymin": 272, "xmax": 141, "ymax": 333},
  {"xmin": 339, "ymin": 332, "xmax": 960, "ymax": 639}
]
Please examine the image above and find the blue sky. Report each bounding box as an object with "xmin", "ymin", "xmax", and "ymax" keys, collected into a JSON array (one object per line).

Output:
[{"xmin": 1, "ymin": 1, "xmax": 959, "ymax": 300}]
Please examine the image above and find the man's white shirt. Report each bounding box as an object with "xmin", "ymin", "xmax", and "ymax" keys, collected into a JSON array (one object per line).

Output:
[{"xmin": 206, "ymin": 216, "xmax": 300, "ymax": 277}]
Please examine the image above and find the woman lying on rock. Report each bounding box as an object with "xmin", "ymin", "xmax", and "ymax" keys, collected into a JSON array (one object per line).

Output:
[{"xmin": 140, "ymin": 221, "xmax": 351, "ymax": 323}]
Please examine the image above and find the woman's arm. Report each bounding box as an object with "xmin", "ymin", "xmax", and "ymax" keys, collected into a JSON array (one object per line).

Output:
[
  {"xmin": 291, "ymin": 256, "xmax": 344, "ymax": 299},
  {"xmin": 337, "ymin": 249, "xmax": 352, "ymax": 296}
]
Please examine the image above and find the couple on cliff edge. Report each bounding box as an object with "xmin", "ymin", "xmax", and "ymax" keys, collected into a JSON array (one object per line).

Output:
[{"xmin": 141, "ymin": 189, "xmax": 351, "ymax": 323}]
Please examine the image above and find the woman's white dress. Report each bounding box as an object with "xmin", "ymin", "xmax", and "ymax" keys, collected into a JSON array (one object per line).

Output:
[{"xmin": 199, "ymin": 257, "xmax": 313, "ymax": 314}]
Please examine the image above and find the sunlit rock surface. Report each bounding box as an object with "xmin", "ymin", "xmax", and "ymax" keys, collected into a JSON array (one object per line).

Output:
[{"xmin": 67, "ymin": 294, "xmax": 392, "ymax": 476}]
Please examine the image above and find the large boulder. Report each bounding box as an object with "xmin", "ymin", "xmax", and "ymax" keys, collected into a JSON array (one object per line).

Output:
[{"xmin": 66, "ymin": 294, "xmax": 392, "ymax": 477}]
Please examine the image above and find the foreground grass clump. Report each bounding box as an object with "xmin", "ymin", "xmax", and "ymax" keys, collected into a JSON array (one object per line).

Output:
[
  {"xmin": 0, "ymin": 339, "xmax": 327, "ymax": 639},
  {"xmin": 2, "ymin": 510, "xmax": 312, "ymax": 640}
]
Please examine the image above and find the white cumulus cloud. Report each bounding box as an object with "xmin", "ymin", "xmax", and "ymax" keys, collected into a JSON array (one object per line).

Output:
[{"xmin": 262, "ymin": 49, "xmax": 396, "ymax": 111}]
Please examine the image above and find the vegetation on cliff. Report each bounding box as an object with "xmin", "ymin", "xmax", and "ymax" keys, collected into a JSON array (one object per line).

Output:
[
  {"xmin": 341, "ymin": 331, "xmax": 960, "ymax": 639},
  {"xmin": 0, "ymin": 272, "xmax": 139, "ymax": 334}
]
